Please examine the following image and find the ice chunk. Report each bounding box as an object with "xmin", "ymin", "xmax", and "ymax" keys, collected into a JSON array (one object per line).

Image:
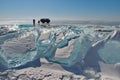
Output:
[
  {"xmin": 55, "ymin": 39, "xmax": 76, "ymax": 58},
  {"xmin": 2, "ymin": 35, "xmax": 36, "ymax": 54},
  {"xmin": 39, "ymin": 31, "xmax": 51, "ymax": 41},
  {"xmin": 0, "ymin": 28, "xmax": 38, "ymax": 69},
  {"xmin": 98, "ymin": 40, "xmax": 120, "ymax": 64},
  {"xmin": 47, "ymin": 35, "xmax": 92, "ymax": 66},
  {"xmin": 0, "ymin": 32, "xmax": 18, "ymax": 45}
]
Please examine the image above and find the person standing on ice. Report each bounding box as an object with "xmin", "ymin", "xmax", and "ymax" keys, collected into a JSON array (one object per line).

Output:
[{"xmin": 40, "ymin": 18, "xmax": 50, "ymax": 28}]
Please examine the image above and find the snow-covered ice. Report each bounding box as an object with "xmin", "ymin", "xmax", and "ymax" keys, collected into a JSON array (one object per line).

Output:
[{"xmin": 0, "ymin": 24, "xmax": 120, "ymax": 80}]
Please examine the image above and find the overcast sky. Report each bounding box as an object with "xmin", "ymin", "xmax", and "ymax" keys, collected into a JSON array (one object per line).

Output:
[{"xmin": 0, "ymin": 0, "xmax": 120, "ymax": 21}]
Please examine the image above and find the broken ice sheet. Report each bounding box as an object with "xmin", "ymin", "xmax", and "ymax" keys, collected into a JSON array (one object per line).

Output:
[{"xmin": 98, "ymin": 40, "xmax": 120, "ymax": 64}]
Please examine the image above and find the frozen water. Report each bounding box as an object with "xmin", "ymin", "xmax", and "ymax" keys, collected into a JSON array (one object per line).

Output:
[
  {"xmin": 0, "ymin": 24, "xmax": 120, "ymax": 70},
  {"xmin": 98, "ymin": 30, "xmax": 120, "ymax": 64}
]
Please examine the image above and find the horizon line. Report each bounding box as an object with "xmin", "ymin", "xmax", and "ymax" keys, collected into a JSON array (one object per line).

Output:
[{"xmin": 0, "ymin": 18, "xmax": 120, "ymax": 22}]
